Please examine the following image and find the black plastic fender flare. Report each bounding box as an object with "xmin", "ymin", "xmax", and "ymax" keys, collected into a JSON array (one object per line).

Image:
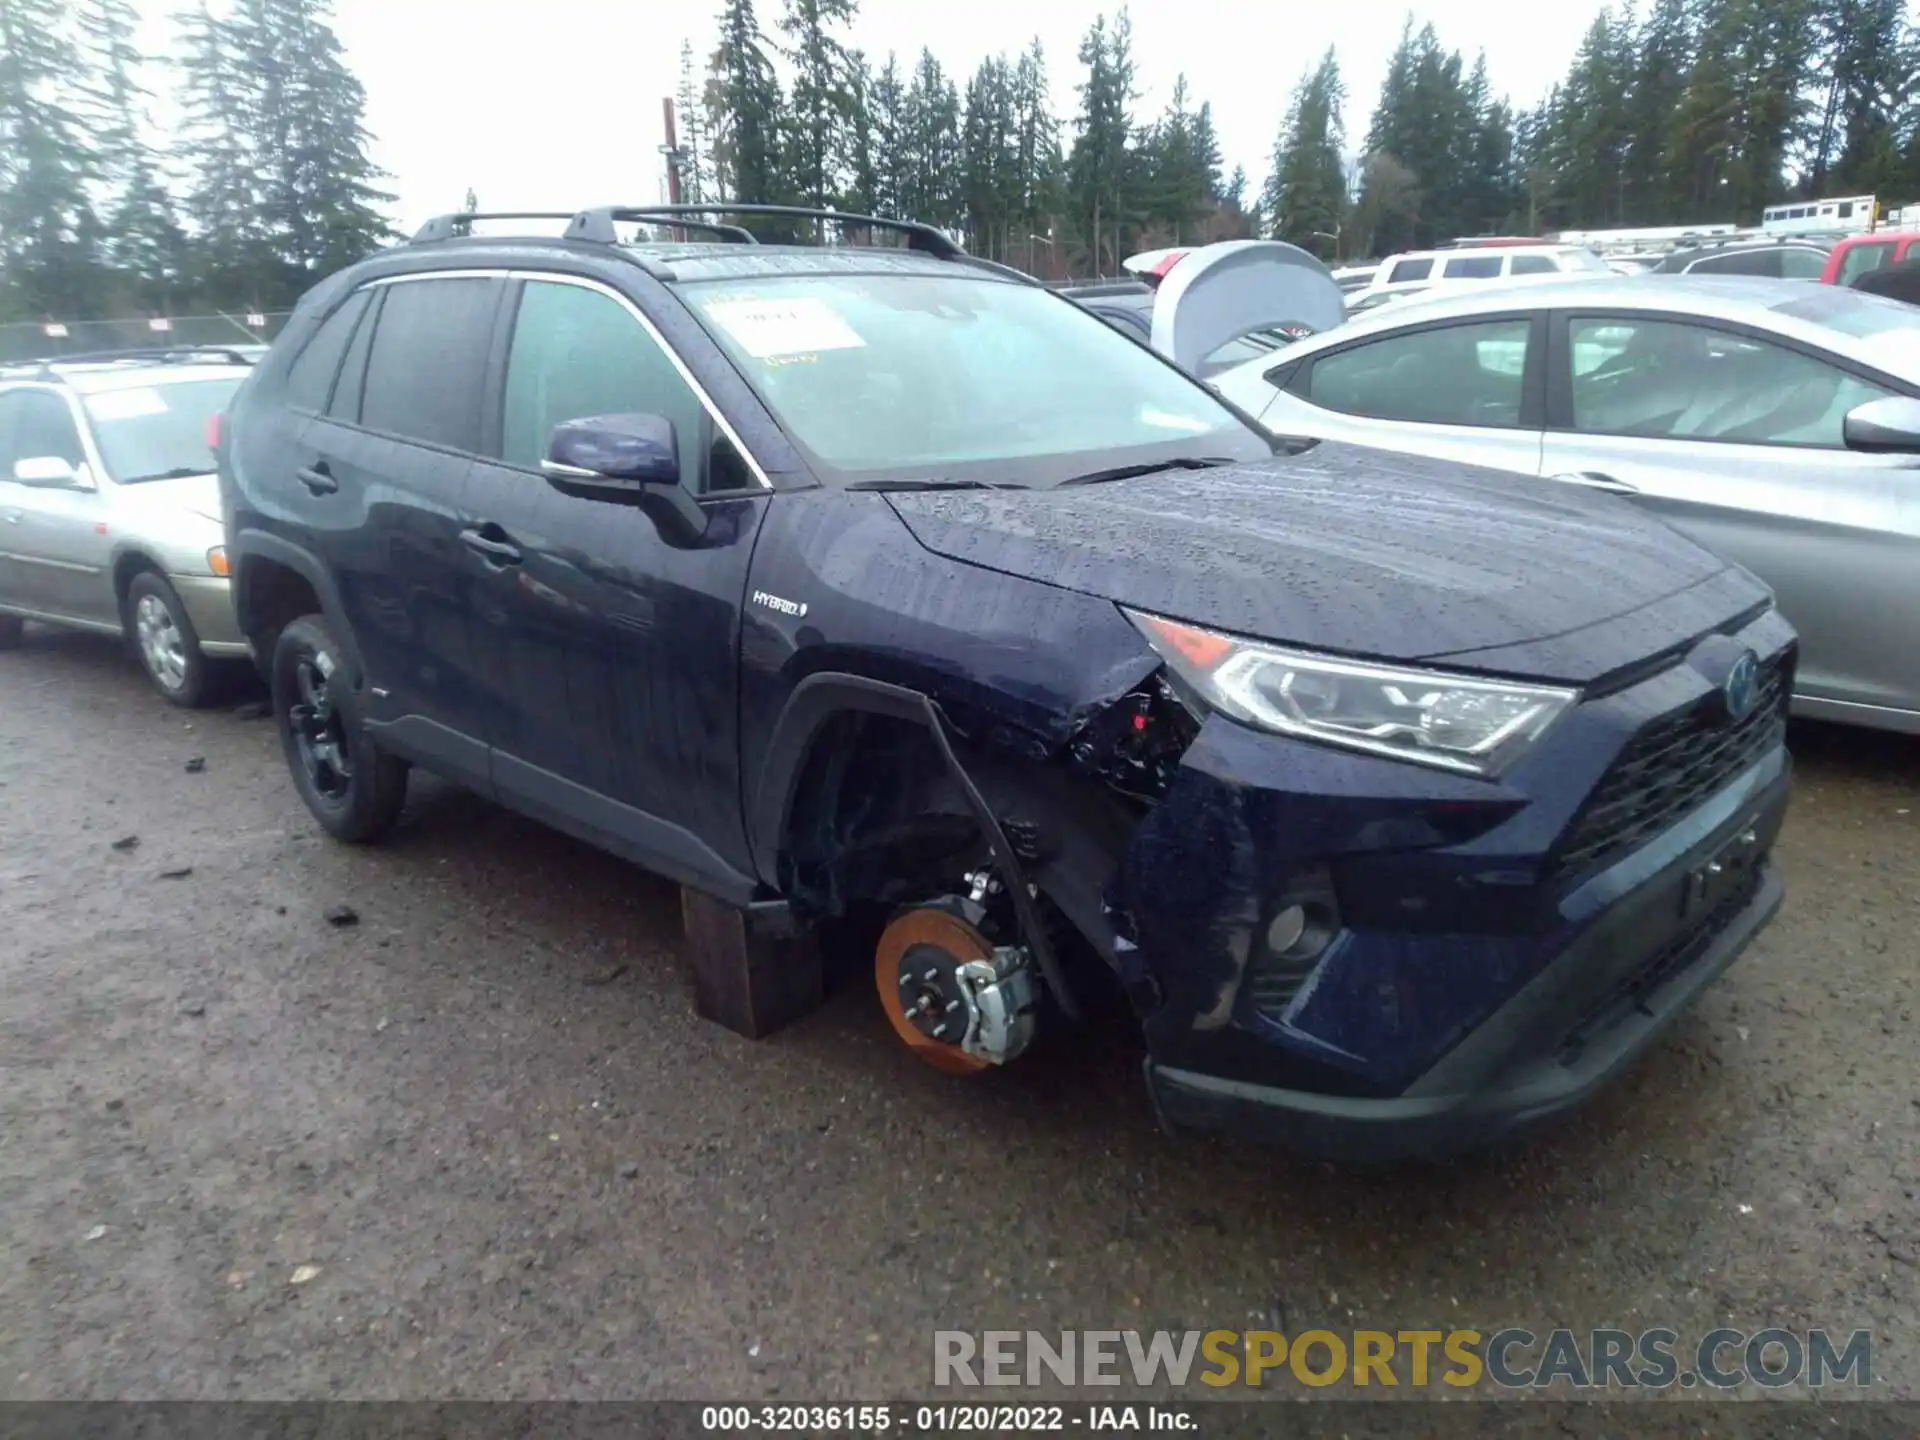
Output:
[
  {"xmin": 230, "ymin": 529, "xmax": 362, "ymax": 674},
  {"xmin": 750, "ymin": 671, "xmax": 1081, "ymax": 1021}
]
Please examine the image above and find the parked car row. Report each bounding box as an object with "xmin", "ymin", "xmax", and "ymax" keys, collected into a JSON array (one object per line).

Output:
[
  {"xmin": 0, "ymin": 203, "xmax": 1851, "ymax": 1164},
  {"xmin": 1208, "ymin": 273, "xmax": 1920, "ymax": 736}
]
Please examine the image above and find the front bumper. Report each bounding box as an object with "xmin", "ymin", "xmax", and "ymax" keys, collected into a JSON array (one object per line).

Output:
[
  {"xmin": 1146, "ymin": 780, "xmax": 1785, "ymax": 1162},
  {"xmin": 1119, "ymin": 607, "xmax": 1796, "ymax": 1162},
  {"xmin": 170, "ymin": 573, "xmax": 248, "ymax": 657}
]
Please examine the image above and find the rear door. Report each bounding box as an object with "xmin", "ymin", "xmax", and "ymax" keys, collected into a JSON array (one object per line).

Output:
[
  {"xmin": 295, "ymin": 273, "xmax": 504, "ymax": 785},
  {"xmin": 1255, "ymin": 311, "xmax": 1548, "ymax": 475},
  {"xmin": 1540, "ymin": 310, "xmax": 1920, "ymax": 715}
]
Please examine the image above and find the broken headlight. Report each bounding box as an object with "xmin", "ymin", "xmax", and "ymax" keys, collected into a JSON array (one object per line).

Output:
[{"xmin": 1125, "ymin": 610, "xmax": 1578, "ymax": 777}]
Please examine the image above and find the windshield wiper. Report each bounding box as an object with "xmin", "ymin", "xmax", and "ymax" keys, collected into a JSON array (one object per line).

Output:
[
  {"xmin": 1055, "ymin": 456, "xmax": 1235, "ymax": 488},
  {"xmin": 118, "ymin": 465, "xmax": 211, "ymax": 484},
  {"xmin": 845, "ymin": 477, "xmax": 1029, "ymax": 492}
]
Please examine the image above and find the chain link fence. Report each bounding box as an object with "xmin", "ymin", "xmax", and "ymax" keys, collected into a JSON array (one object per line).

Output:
[{"xmin": 0, "ymin": 312, "xmax": 292, "ymax": 366}]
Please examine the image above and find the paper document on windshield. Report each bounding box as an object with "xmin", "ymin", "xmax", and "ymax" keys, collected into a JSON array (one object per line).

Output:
[
  {"xmin": 87, "ymin": 387, "xmax": 170, "ymax": 420},
  {"xmin": 704, "ymin": 297, "xmax": 866, "ymax": 360}
]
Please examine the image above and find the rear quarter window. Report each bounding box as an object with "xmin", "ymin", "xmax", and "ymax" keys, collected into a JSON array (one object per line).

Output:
[{"xmin": 1387, "ymin": 258, "xmax": 1434, "ymax": 283}]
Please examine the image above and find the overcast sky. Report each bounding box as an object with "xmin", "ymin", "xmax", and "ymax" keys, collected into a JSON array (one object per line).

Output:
[{"xmin": 138, "ymin": 0, "xmax": 1614, "ymax": 228}]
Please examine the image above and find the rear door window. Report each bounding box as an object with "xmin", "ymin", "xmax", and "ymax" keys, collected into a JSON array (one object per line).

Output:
[
  {"xmin": 357, "ymin": 277, "xmax": 502, "ymax": 452},
  {"xmin": 1307, "ymin": 319, "xmax": 1533, "ymax": 427},
  {"xmin": 1442, "ymin": 255, "xmax": 1503, "ymax": 279},
  {"xmin": 286, "ymin": 290, "xmax": 373, "ymax": 412}
]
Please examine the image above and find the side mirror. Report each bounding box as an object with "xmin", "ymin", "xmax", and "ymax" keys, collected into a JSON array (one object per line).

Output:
[
  {"xmin": 1843, "ymin": 395, "xmax": 1920, "ymax": 454},
  {"xmin": 14, "ymin": 456, "xmax": 85, "ymax": 488},
  {"xmin": 541, "ymin": 412, "xmax": 707, "ymax": 547}
]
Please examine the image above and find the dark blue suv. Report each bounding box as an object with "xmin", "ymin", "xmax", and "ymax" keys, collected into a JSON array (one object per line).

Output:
[{"xmin": 220, "ymin": 205, "xmax": 1794, "ymax": 1161}]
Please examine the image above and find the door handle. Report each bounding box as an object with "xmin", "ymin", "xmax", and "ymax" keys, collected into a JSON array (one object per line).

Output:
[
  {"xmin": 297, "ymin": 463, "xmax": 338, "ymax": 495},
  {"xmin": 459, "ymin": 526, "xmax": 522, "ymax": 566},
  {"xmin": 1551, "ymin": 470, "xmax": 1639, "ymax": 496}
]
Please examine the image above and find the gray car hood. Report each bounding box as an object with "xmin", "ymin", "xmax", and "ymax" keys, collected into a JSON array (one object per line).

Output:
[{"xmin": 885, "ymin": 442, "xmax": 1754, "ymax": 681}]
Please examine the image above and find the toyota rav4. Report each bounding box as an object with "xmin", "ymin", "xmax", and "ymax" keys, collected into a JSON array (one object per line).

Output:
[{"xmin": 218, "ymin": 205, "xmax": 1794, "ymax": 1161}]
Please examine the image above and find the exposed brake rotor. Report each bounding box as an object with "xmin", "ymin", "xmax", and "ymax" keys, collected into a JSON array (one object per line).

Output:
[{"xmin": 876, "ymin": 904, "xmax": 997, "ymax": 1074}]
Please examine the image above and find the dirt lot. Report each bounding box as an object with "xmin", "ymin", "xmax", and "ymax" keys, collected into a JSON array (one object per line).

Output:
[{"xmin": 2, "ymin": 625, "xmax": 1916, "ymax": 1405}]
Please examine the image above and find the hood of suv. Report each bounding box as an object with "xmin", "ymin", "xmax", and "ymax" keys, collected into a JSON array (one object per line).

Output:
[{"xmin": 886, "ymin": 443, "xmax": 1750, "ymax": 682}]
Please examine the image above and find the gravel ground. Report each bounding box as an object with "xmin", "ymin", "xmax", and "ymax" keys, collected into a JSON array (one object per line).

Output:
[{"xmin": 2, "ymin": 625, "xmax": 1915, "ymax": 1405}]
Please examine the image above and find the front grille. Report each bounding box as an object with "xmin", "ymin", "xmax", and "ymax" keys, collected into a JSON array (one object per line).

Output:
[{"xmin": 1549, "ymin": 655, "xmax": 1787, "ymax": 883}]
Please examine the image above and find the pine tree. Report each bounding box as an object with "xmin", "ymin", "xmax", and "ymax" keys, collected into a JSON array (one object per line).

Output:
[
  {"xmin": 1622, "ymin": 0, "xmax": 1695, "ymax": 221},
  {"xmin": 961, "ymin": 55, "xmax": 1017, "ymax": 257},
  {"xmin": 1010, "ymin": 39, "xmax": 1061, "ymax": 251},
  {"xmin": 1806, "ymin": 0, "xmax": 1910, "ymax": 195},
  {"xmin": 900, "ymin": 48, "xmax": 961, "ymax": 231},
  {"xmin": 74, "ymin": 0, "xmax": 181, "ymax": 302},
  {"xmin": 676, "ymin": 39, "xmax": 709, "ymax": 204},
  {"xmin": 779, "ymin": 0, "xmax": 858, "ymax": 212},
  {"xmin": 0, "ymin": 0, "xmax": 101, "ymax": 319},
  {"xmin": 868, "ymin": 51, "xmax": 909, "ymax": 217},
  {"xmin": 1067, "ymin": 10, "xmax": 1140, "ymax": 272},
  {"xmin": 176, "ymin": 0, "xmax": 389, "ymax": 303},
  {"xmin": 842, "ymin": 50, "xmax": 878, "ymax": 216},
  {"xmin": 276, "ymin": 0, "xmax": 393, "ymax": 278},
  {"xmin": 1263, "ymin": 49, "xmax": 1347, "ymax": 257},
  {"xmin": 707, "ymin": 0, "xmax": 783, "ymax": 208}
]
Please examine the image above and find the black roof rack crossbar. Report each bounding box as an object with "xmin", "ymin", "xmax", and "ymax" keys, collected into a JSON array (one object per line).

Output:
[
  {"xmin": 410, "ymin": 211, "xmax": 581, "ymax": 243},
  {"xmin": 567, "ymin": 203, "xmax": 966, "ymax": 259}
]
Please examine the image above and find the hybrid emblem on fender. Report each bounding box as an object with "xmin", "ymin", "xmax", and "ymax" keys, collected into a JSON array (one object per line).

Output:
[
  {"xmin": 1722, "ymin": 650, "xmax": 1760, "ymax": 722},
  {"xmin": 752, "ymin": 590, "xmax": 808, "ymax": 619}
]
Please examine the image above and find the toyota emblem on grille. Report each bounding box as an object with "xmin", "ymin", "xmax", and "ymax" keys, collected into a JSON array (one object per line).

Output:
[{"xmin": 1722, "ymin": 650, "xmax": 1760, "ymax": 722}]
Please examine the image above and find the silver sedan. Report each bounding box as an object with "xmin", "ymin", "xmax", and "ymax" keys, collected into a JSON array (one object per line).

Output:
[
  {"xmin": 1211, "ymin": 275, "xmax": 1920, "ymax": 734},
  {"xmin": 0, "ymin": 356, "xmax": 252, "ymax": 705}
]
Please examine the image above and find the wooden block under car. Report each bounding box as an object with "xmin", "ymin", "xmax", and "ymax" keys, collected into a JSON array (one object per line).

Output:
[{"xmin": 679, "ymin": 887, "xmax": 824, "ymax": 1039}]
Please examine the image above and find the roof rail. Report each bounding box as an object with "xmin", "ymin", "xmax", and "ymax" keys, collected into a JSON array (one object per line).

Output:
[
  {"xmin": 410, "ymin": 211, "xmax": 582, "ymax": 242},
  {"xmin": 566, "ymin": 203, "xmax": 966, "ymax": 259}
]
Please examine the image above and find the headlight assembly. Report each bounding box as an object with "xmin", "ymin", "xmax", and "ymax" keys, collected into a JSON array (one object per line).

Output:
[{"xmin": 1126, "ymin": 609, "xmax": 1578, "ymax": 777}]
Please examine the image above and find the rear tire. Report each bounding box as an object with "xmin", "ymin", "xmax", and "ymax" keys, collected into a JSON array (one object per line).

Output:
[
  {"xmin": 272, "ymin": 614, "xmax": 408, "ymax": 843},
  {"xmin": 126, "ymin": 572, "xmax": 215, "ymax": 707},
  {"xmin": 0, "ymin": 614, "xmax": 23, "ymax": 649}
]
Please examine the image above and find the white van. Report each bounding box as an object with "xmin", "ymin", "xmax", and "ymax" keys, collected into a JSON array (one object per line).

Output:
[{"xmin": 1358, "ymin": 244, "xmax": 1610, "ymax": 302}]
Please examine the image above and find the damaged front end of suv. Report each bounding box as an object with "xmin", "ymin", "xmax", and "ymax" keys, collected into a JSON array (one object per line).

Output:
[{"xmin": 743, "ymin": 445, "xmax": 1792, "ymax": 1163}]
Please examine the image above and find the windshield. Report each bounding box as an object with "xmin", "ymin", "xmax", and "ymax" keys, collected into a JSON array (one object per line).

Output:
[
  {"xmin": 80, "ymin": 377, "xmax": 242, "ymax": 482},
  {"xmin": 680, "ymin": 273, "xmax": 1269, "ymax": 486}
]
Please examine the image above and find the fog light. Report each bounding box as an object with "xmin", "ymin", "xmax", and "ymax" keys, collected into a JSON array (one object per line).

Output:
[{"xmin": 1267, "ymin": 904, "xmax": 1307, "ymax": 954}]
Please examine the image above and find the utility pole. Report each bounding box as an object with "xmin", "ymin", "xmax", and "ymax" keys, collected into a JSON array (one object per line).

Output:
[{"xmin": 660, "ymin": 97, "xmax": 687, "ymax": 240}]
